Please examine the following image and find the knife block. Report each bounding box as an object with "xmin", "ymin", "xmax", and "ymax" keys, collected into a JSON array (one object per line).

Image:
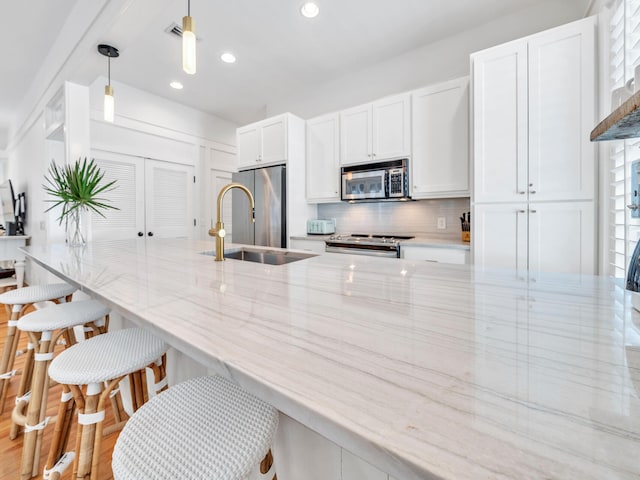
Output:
[{"xmin": 461, "ymin": 231, "xmax": 470, "ymax": 242}]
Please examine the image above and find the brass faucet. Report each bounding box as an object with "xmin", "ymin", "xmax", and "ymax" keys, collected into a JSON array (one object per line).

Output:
[{"xmin": 208, "ymin": 183, "xmax": 255, "ymax": 261}]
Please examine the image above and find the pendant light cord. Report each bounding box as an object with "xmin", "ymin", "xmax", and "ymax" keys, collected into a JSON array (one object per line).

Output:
[
  {"xmin": 188, "ymin": 0, "xmax": 191, "ymax": 16},
  {"xmin": 107, "ymin": 54, "xmax": 111, "ymax": 87}
]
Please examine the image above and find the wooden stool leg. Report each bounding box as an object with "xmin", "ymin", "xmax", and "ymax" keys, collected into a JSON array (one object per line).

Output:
[
  {"xmin": 259, "ymin": 448, "xmax": 277, "ymax": 480},
  {"xmin": 74, "ymin": 383, "xmax": 101, "ymax": 480},
  {"xmin": 10, "ymin": 330, "xmax": 40, "ymax": 440},
  {"xmin": 0, "ymin": 304, "xmax": 23, "ymax": 414},
  {"xmin": 19, "ymin": 331, "xmax": 53, "ymax": 479},
  {"xmin": 44, "ymin": 386, "xmax": 76, "ymax": 480}
]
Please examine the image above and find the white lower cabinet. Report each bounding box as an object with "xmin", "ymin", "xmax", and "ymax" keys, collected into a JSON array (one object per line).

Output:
[
  {"xmin": 342, "ymin": 450, "xmax": 388, "ymax": 480},
  {"xmin": 290, "ymin": 238, "xmax": 326, "ymax": 254},
  {"xmin": 473, "ymin": 201, "xmax": 594, "ymax": 277},
  {"xmin": 401, "ymin": 245, "xmax": 469, "ymax": 265},
  {"xmin": 273, "ymin": 415, "xmax": 390, "ymax": 480}
]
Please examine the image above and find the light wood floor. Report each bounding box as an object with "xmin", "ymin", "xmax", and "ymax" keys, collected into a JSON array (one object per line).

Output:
[{"xmin": 0, "ymin": 302, "xmax": 118, "ymax": 480}]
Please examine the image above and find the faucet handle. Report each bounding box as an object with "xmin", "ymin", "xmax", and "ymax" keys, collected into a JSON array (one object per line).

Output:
[{"xmin": 208, "ymin": 228, "xmax": 218, "ymax": 237}]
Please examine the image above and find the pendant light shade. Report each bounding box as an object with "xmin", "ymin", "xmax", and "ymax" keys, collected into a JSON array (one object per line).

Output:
[
  {"xmin": 98, "ymin": 44, "xmax": 119, "ymax": 123},
  {"xmin": 182, "ymin": 1, "xmax": 196, "ymax": 74},
  {"xmin": 104, "ymin": 85, "xmax": 115, "ymax": 122}
]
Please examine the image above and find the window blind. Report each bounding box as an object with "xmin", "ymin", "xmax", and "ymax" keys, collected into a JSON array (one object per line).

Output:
[{"xmin": 609, "ymin": 0, "xmax": 640, "ymax": 278}]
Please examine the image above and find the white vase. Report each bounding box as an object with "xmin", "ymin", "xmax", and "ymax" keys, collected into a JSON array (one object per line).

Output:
[{"xmin": 65, "ymin": 206, "xmax": 90, "ymax": 246}]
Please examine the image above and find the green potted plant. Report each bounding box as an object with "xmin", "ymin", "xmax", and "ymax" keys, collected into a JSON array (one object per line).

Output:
[{"xmin": 43, "ymin": 157, "xmax": 118, "ymax": 246}]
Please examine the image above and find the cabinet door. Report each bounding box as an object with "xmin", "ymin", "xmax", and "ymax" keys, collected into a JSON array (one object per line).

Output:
[
  {"xmin": 528, "ymin": 18, "xmax": 595, "ymax": 201},
  {"xmin": 472, "ymin": 41, "xmax": 528, "ymax": 203},
  {"xmin": 372, "ymin": 93, "xmax": 411, "ymax": 160},
  {"xmin": 237, "ymin": 126, "xmax": 260, "ymax": 169},
  {"xmin": 306, "ymin": 113, "xmax": 340, "ymax": 202},
  {"xmin": 290, "ymin": 239, "xmax": 325, "ymax": 254},
  {"xmin": 261, "ymin": 115, "xmax": 287, "ymax": 165},
  {"xmin": 528, "ymin": 201, "xmax": 594, "ymax": 277},
  {"xmin": 340, "ymin": 104, "xmax": 371, "ymax": 165},
  {"xmin": 401, "ymin": 245, "xmax": 469, "ymax": 265},
  {"xmin": 92, "ymin": 150, "xmax": 145, "ymax": 240},
  {"xmin": 473, "ymin": 203, "xmax": 528, "ymax": 274},
  {"xmin": 144, "ymin": 159, "xmax": 196, "ymax": 239},
  {"xmin": 411, "ymin": 78, "xmax": 469, "ymax": 198}
]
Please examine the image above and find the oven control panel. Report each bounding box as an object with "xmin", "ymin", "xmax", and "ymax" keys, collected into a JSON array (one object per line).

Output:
[{"xmin": 388, "ymin": 168, "xmax": 406, "ymax": 197}]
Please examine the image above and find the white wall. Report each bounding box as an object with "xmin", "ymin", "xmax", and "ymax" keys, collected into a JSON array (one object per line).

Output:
[
  {"xmin": 89, "ymin": 77, "xmax": 237, "ymax": 148},
  {"xmin": 88, "ymin": 77, "xmax": 240, "ymax": 242},
  {"xmin": 266, "ymin": 1, "xmax": 589, "ymax": 119}
]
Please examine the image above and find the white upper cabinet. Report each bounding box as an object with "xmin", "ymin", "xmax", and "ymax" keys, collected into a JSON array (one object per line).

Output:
[
  {"xmin": 340, "ymin": 93, "xmax": 410, "ymax": 165},
  {"xmin": 527, "ymin": 20, "xmax": 595, "ymax": 202},
  {"xmin": 340, "ymin": 104, "xmax": 371, "ymax": 165},
  {"xmin": 306, "ymin": 113, "xmax": 340, "ymax": 203},
  {"xmin": 371, "ymin": 93, "xmax": 411, "ymax": 161},
  {"xmin": 237, "ymin": 114, "xmax": 288, "ymax": 169},
  {"xmin": 472, "ymin": 41, "xmax": 528, "ymax": 203},
  {"xmin": 411, "ymin": 77, "xmax": 470, "ymax": 198},
  {"xmin": 472, "ymin": 17, "xmax": 595, "ymax": 203}
]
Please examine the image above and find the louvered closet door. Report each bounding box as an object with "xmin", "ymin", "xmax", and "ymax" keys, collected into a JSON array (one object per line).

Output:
[
  {"xmin": 144, "ymin": 159, "xmax": 195, "ymax": 239},
  {"xmin": 92, "ymin": 150, "xmax": 145, "ymax": 240}
]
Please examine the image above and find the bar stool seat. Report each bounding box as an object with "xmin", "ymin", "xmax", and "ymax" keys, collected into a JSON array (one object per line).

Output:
[
  {"xmin": 13, "ymin": 300, "xmax": 110, "ymax": 480},
  {"xmin": 48, "ymin": 328, "xmax": 166, "ymax": 384},
  {"xmin": 0, "ymin": 282, "xmax": 76, "ymax": 415},
  {"xmin": 0, "ymin": 283, "xmax": 76, "ymax": 306},
  {"xmin": 18, "ymin": 299, "xmax": 110, "ymax": 333},
  {"xmin": 45, "ymin": 328, "xmax": 168, "ymax": 480},
  {"xmin": 112, "ymin": 375, "xmax": 279, "ymax": 480}
]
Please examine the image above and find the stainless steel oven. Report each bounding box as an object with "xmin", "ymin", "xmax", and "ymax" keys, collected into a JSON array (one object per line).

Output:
[
  {"xmin": 325, "ymin": 234, "xmax": 414, "ymax": 258},
  {"xmin": 341, "ymin": 159, "xmax": 409, "ymax": 202}
]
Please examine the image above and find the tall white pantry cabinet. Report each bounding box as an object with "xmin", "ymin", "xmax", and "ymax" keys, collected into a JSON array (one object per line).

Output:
[{"xmin": 471, "ymin": 16, "xmax": 596, "ymax": 277}]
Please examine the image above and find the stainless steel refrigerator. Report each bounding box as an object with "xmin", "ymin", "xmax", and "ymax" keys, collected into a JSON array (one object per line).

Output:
[{"xmin": 232, "ymin": 165, "xmax": 286, "ymax": 247}]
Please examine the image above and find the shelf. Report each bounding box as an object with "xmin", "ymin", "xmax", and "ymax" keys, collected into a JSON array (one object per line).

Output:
[{"xmin": 591, "ymin": 89, "xmax": 640, "ymax": 141}]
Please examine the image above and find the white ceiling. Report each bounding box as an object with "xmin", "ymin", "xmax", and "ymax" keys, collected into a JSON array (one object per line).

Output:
[{"xmin": 0, "ymin": 0, "xmax": 590, "ymax": 147}]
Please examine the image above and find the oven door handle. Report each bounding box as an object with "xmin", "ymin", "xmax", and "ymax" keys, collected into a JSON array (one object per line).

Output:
[{"xmin": 325, "ymin": 245, "xmax": 398, "ymax": 258}]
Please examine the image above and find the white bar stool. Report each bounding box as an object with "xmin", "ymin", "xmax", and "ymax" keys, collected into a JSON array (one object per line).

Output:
[
  {"xmin": 0, "ymin": 283, "xmax": 76, "ymax": 414},
  {"xmin": 45, "ymin": 327, "xmax": 168, "ymax": 480},
  {"xmin": 13, "ymin": 299, "xmax": 111, "ymax": 480},
  {"xmin": 112, "ymin": 375, "xmax": 279, "ymax": 480}
]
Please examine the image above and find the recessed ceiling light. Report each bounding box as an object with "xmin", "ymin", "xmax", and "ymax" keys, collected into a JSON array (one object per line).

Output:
[
  {"xmin": 170, "ymin": 81, "xmax": 184, "ymax": 90},
  {"xmin": 300, "ymin": 2, "xmax": 319, "ymax": 18},
  {"xmin": 221, "ymin": 52, "xmax": 236, "ymax": 64}
]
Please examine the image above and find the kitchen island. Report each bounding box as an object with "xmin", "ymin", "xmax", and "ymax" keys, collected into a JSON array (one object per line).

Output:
[{"xmin": 22, "ymin": 239, "xmax": 640, "ymax": 479}]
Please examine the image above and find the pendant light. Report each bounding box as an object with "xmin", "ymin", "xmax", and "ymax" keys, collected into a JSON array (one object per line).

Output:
[
  {"xmin": 98, "ymin": 44, "xmax": 119, "ymax": 123},
  {"xmin": 182, "ymin": 0, "xmax": 196, "ymax": 74}
]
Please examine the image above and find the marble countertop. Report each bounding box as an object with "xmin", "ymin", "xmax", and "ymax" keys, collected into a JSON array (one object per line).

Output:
[{"xmin": 22, "ymin": 239, "xmax": 640, "ymax": 479}]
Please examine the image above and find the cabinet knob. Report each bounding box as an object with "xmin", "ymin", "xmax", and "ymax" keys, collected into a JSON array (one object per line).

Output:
[
  {"xmin": 518, "ymin": 191, "xmax": 526, "ymax": 194},
  {"xmin": 137, "ymin": 231, "xmax": 144, "ymax": 237},
  {"xmin": 518, "ymin": 210, "xmax": 526, "ymax": 213},
  {"xmin": 529, "ymin": 190, "xmax": 536, "ymax": 194},
  {"xmin": 529, "ymin": 183, "xmax": 534, "ymax": 187},
  {"xmin": 148, "ymin": 231, "xmax": 154, "ymax": 237},
  {"xmin": 529, "ymin": 210, "xmax": 537, "ymax": 213}
]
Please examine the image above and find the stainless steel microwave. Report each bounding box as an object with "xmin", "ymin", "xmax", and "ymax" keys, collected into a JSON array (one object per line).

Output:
[{"xmin": 341, "ymin": 158, "xmax": 410, "ymax": 202}]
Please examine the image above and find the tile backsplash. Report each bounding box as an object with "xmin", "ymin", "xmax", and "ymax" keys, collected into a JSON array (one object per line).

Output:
[{"xmin": 317, "ymin": 198, "xmax": 471, "ymax": 237}]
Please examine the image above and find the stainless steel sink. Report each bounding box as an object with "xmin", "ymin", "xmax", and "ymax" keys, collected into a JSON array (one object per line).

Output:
[{"xmin": 201, "ymin": 247, "xmax": 317, "ymax": 265}]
